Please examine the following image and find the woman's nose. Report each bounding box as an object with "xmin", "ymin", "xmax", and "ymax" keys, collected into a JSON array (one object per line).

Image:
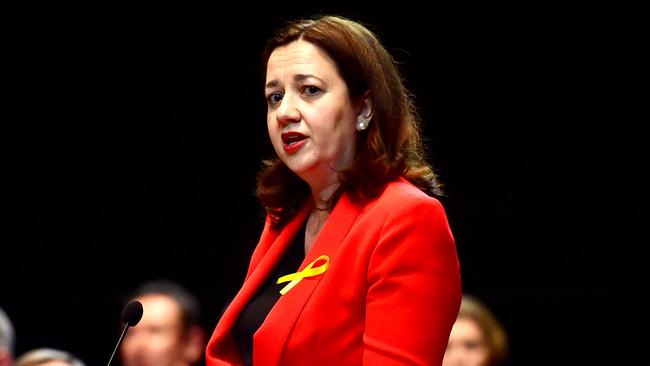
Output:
[{"xmin": 275, "ymin": 93, "xmax": 301, "ymax": 125}]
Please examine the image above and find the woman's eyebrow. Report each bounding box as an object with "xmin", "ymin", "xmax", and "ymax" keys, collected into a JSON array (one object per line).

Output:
[
  {"xmin": 293, "ymin": 74, "xmax": 325, "ymax": 85},
  {"xmin": 265, "ymin": 80, "xmax": 279, "ymax": 89},
  {"xmin": 265, "ymin": 74, "xmax": 327, "ymax": 90}
]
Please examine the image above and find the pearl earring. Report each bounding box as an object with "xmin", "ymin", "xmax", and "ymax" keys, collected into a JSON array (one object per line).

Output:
[{"xmin": 356, "ymin": 116, "xmax": 370, "ymax": 131}]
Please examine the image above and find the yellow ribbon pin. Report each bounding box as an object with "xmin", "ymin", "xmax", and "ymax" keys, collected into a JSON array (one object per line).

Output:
[{"xmin": 277, "ymin": 255, "xmax": 330, "ymax": 295}]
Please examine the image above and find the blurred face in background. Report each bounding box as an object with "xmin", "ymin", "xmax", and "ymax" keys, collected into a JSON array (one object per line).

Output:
[
  {"xmin": 443, "ymin": 317, "xmax": 491, "ymax": 366},
  {"xmin": 120, "ymin": 294, "xmax": 203, "ymax": 366}
]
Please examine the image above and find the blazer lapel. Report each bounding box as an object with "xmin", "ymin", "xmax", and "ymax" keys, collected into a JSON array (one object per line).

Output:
[
  {"xmin": 253, "ymin": 193, "xmax": 364, "ymax": 366},
  {"xmin": 208, "ymin": 202, "xmax": 312, "ymax": 359}
]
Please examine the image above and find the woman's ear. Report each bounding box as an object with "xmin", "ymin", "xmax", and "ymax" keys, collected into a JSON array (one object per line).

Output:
[
  {"xmin": 359, "ymin": 93, "xmax": 373, "ymax": 120},
  {"xmin": 356, "ymin": 95, "xmax": 374, "ymax": 132}
]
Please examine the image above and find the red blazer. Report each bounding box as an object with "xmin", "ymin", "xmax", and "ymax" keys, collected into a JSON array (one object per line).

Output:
[{"xmin": 207, "ymin": 178, "xmax": 461, "ymax": 366}]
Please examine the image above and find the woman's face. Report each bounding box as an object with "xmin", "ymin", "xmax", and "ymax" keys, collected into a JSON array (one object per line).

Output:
[
  {"xmin": 443, "ymin": 317, "xmax": 491, "ymax": 366},
  {"xmin": 265, "ymin": 40, "xmax": 360, "ymax": 192}
]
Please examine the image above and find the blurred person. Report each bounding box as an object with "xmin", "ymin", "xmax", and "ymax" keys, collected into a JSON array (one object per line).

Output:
[
  {"xmin": 120, "ymin": 280, "xmax": 206, "ymax": 366},
  {"xmin": 0, "ymin": 307, "xmax": 14, "ymax": 366},
  {"xmin": 14, "ymin": 348, "xmax": 85, "ymax": 366},
  {"xmin": 443, "ymin": 295, "xmax": 508, "ymax": 366},
  {"xmin": 206, "ymin": 15, "xmax": 461, "ymax": 366}
]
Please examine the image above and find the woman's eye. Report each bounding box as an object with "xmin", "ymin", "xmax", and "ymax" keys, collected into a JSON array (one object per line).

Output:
[
  {"xmin": 463, "ymin": 340, "xmax": 481, "ymax": 350},
  {"xmin": 304, "ymin": 86, "xmax": 321, "ymax": 96},
  {"xmin": 267, "ymin": 92, "xmax": 283, "ymax": 106}
]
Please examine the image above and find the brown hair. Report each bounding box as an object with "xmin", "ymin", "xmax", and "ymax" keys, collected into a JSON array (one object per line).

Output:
[
  {"xmin": 457, "ymin": 295, "xmax": 509, "ymax": 366},
  {"xmin": 258, "ymin": 15, "xmax": 442, "ymax": 228}
]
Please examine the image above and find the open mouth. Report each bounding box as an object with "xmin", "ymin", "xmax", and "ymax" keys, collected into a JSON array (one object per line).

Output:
[
  {"xmin": 281, "ymin": 131, "xmax": 308, "ymax": 153},
  {"xmin": 281, "ymin": 131, "xmax": 307, "ymax": 146}
]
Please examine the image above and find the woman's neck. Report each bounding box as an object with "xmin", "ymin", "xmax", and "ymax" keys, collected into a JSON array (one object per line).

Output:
[
  {"xmin": 311, "ymin": 181, "xmax": 340, "ymax": 211},
  {"xmin": 304, "ymin": 181, "xmax": 339, "ymax": 254}
]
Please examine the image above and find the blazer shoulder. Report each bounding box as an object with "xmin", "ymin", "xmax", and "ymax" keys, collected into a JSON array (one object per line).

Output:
[{"xmin": 376, "ymin": 178, "xmax": 445, "ymax": 211}]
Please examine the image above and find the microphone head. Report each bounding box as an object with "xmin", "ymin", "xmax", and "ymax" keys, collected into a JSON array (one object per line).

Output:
[{"xmin": 121, "ymin": 300, "xmax": 144, "ymax": 326}]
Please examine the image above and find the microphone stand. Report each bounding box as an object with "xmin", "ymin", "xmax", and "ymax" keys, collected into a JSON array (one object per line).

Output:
[{"xmin": 107, "ymin": 321, "xmax": 131, "ymax": 366}]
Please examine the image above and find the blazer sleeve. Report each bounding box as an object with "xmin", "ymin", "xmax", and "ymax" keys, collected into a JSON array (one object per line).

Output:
[{"xmin": 363, "ymin": 196, "xmax": 461, "ymax": 365}]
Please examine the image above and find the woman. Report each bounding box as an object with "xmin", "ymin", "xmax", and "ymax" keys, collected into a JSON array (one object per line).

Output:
[
  {"xmin": 442, "ymin": 296, "xmax": 509, "ymax": 366},
  {"xmin": 207, "ymin": 15, "xmax": 461, "ymax": 366}
]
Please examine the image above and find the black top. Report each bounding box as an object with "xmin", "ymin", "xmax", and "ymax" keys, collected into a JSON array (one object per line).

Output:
[{"xmin": 232, "ymin": 222, "xmax": 306, "ymax": 366}]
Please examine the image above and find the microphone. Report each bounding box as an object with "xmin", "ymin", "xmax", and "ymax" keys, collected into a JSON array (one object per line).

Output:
[{"xmin": 106, "ymin": 300, "xmax": 144, "ymax": 366}]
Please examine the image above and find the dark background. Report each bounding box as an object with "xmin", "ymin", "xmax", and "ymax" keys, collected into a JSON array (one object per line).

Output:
[{"xmin": 4, "ymin": 4, "xmax": 648, "ymax": 365}]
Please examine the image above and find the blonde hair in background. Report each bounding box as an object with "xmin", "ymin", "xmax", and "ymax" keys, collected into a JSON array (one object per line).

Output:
[
  {"xmin": 458, "ymin": 295, "xmax": 509, "ymax": 365},
  {"xmin": 15, "ymin": 348, "xmax": 85, "ymax": 366}
]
